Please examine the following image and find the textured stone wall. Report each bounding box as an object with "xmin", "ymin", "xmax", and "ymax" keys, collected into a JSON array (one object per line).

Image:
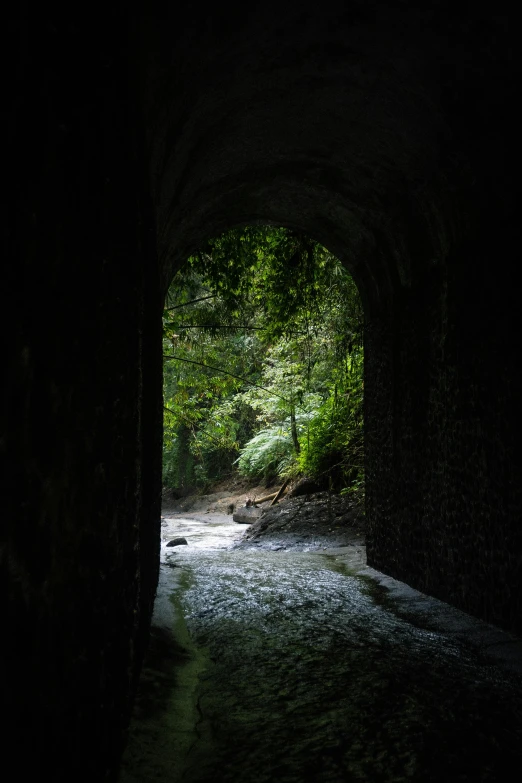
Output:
[
  {"xmin": 4, "ymin": 4, "xmax": 162, "ymax": 780},
  {"xmin": 365, "ymin": 231, "xmax": 522, "ymax": 630}
]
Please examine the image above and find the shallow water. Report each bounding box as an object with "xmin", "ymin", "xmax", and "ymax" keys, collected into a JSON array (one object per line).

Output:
[{"xmin": 120, "ymin": 515, "xmax": 522, "ymax": 783}]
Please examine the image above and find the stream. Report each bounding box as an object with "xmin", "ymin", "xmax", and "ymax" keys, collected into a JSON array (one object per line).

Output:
[{"xmin": 119, "ymin": 513, "xmax": 522, "ymax": 782}]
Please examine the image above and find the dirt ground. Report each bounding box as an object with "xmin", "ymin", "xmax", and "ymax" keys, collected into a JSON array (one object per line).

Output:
[{"xmin": 161, "ymin": 476, "xmax": 271, "ymax": 515}]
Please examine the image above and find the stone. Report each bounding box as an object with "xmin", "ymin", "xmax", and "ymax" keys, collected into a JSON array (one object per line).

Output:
[
  {"xmin": 289, "ymin": 477, "xmax": 327, "ymax": 497},
  {"xmin": 166, "ymin": 537, "xmax": 188, "ymax": 547},
  {"xmin": 233, "ymin": 506, "xmax": 264, "ymax": 524}
]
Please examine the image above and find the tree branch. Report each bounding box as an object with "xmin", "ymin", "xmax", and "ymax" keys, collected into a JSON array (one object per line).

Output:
[
  {"xmin": 165, "ymin": 294, "xmax": 216, "ymax": 311},
  {"xmin": 163, "ymin": 353, "xmax": 290, "ymax": 403},
  {"xmin": 170, "ymin": 324, "xmax": 266, "ymax": 331},
  {"xmin": 169, "ymin": 323, "xmax": 308, "ymax": 335}
]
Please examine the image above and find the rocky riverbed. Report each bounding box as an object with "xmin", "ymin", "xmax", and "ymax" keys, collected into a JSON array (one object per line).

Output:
[
  {"xmin": 119, "ymin": 488, "xmax": 522, "ymax": 783},
  {"xmin": 235, "ymin": 491, "xmax": 364, "ymax": 552},
  {"xmin": 162, "ymin": 483, "xmax": 365, "ymax": 553}
]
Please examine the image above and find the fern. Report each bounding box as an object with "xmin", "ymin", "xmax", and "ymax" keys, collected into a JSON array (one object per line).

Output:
[{"xmin": 235, "ymin": 426, "xmax": 295, "ymax": 480}]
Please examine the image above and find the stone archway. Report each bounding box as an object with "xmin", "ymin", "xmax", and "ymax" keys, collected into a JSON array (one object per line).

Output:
[
  {"xmin": 143, "ymin": 1, "xmax": 520, "ymax": 629},
  {"xmin": 4, "ymin": 2, "xmax": 520, "ymax": 780}
]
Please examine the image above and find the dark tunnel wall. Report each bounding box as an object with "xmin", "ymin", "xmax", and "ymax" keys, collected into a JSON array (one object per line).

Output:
[
  {"xmin": 3, "ymin": 1, "xmax": 521, "ymax": 781},
  {"xmin": 142, "ymin": 0, "xmax": 521, "ymax": 628},
  {"xmin": 4, "ymin": 3, "xmax": 163, "ymax": 780}
]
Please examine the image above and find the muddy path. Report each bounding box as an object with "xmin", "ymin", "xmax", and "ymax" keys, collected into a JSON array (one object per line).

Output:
[{"xmin": 119, "ymin": 513, "xmax": 522, "ymax": 783}]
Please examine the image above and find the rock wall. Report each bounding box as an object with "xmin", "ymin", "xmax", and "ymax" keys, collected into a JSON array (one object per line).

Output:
[
  {"xmin": 365, "ymin": 232, "xmax": 522, "ymax": 629},
  {"xmin": 4, "ymin": 4, "xmax": 162, "ymax": 780}
]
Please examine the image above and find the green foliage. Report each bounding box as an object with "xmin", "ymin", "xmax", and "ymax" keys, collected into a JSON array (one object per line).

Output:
[
  {"xmin": 162, "ymin": 225, "xmax": 364, "ymax": 495},
  {"xmin": 297, "ymin": 350, "xmax": 364, "ymax": 492},
  {"xmin": 235, "ymin": 426, "xmax": 295, "ymax": 483}
]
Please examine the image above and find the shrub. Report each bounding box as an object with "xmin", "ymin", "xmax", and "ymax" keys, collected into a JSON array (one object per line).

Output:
[{"xmin": 298, "ymin": 394, "xmax": 363, "ymax": 493}]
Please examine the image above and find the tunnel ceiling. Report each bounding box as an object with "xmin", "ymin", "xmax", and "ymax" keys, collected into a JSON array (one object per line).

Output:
[{"xmin": 138, "ymin": 2, "xmax": 512, "ymax": 309}]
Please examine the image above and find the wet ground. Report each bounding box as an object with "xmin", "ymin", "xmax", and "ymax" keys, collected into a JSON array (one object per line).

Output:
[{"xmin": 119, "ymin": 513, "xmax": 522, "ymax": 783}]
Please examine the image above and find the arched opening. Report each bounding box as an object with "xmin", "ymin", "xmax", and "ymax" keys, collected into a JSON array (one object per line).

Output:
[
  {"xmin": 161, "ymin": 225, "xmax": 364, "ymax": 507},
  {"xmin": 119, "ymin": 220, "xmax": 522, "ymax": 783}
]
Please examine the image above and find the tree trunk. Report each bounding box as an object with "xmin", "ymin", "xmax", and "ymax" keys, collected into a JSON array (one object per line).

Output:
[
  {"xmin": 290, "ymin": 407, "xmax": 300, "ymax": 454},
  {"xmin": 270, "ymin": 477, "xmax": 290, "ymax": 506}
]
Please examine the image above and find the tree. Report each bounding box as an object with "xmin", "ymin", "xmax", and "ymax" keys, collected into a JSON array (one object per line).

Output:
[{"xmin": 162, "ymin": 226, "xmax": 364, "ymax": 493}]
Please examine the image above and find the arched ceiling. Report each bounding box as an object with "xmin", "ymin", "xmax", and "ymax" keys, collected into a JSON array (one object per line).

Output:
[{"xmin": 138, "ymin": 2, "xmax": 510, "ymax": 310}]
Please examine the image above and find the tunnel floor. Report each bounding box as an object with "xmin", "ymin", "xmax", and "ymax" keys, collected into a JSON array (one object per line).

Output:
[{"xmin": 119, "ymin": 515, "xmax": 522, "ymax": 782}]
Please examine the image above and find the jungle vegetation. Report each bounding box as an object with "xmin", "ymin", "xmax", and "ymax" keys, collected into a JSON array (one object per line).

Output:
[{"xmin": 162, "ymin": 226, "xmax": 364, "ymax": 497}]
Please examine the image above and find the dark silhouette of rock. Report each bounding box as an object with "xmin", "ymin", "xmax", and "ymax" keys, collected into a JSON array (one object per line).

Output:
[
  {"xmin": 289, "ymin": 477, "xmax": 327, "ymax": 497},
  {"xmin": 166, "ymin": 538, "xmax": 188, "ymax": 547}
]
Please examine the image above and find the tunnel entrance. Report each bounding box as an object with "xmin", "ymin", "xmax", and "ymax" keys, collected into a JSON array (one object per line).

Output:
[
  {"xmin": 6, "ymin": 4, "xmax": 522, "ymax": 781},
  {"xmin": 161, "ymin": 226, "xmax": 364, "ymax": 510}
]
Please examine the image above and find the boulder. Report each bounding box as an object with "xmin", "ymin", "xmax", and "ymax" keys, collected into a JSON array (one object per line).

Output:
[
  {"xmin": 233, "ymin": 506, "xmax": 264, "ymax": 524},
  {"xmin": 166, "ymin": 537, "xmax": 188, "ymax": 547},
  {"xmin": 288, "ymin": 477, "xmax": 326, "ymax": 497}
]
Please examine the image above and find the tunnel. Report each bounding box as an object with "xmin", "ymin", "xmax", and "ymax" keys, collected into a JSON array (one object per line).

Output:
[{"xmin": 4, "ymin": 2, "xmax": 520, "ymax": 780}]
